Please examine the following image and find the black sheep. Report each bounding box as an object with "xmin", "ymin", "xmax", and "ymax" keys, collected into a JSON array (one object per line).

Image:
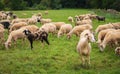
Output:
[
  {"xmin": 96, "ymin": 16, "xmax": 105, "ymax": 22},
  {"xmin": 0, "ymin": 21, "xmax": 11, "ymax": 29},
  {"xmin": 23, "ymin": 29, "xmax": 49, "ymax": 49}
]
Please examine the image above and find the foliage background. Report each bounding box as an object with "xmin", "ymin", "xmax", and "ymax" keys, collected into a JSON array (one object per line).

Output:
[{"xmin": 0, "ymin": 0, "xmax": 120, "ymax": 10}]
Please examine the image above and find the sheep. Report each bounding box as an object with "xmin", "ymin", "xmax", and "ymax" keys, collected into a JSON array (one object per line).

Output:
[
  {"xmin": 96, "ymin": 16, "xmax": 105, "ymax": 22},
  {"xmin": 4, "ymin": 28, "xmax": 26, "ymax": 49},
  {"xmin": 68, "ymin": 16, "xmax": 74, "ymax": 23},
  {"xmin": 97, "ymin": 29, "xmax": 115, "ymax": 45},
  {"xmin": 11, "ymin": 18, "xmax": 28, "ymax": 25},
  {"xmin": 57, "ymin": 24, "xmax": 72, "ymax": 38},
  {"xmin": 74, "ymin": 15, "xmax": 80, "ymax": 22},
  {"xmin": 67, "ymin": 24, "xmax": 92, "ymax": 39},
  {"xmin": 0, "ymin": 24, "xmax": 5, "ymax": 44},
  {"xmin": 9, "ymin": 22, "xmax": 28, "ymax": 33},
  {"xmin": 40, "ymin": 18, "xmax": 52, "ymax": 25},
  {"xmin": 75, "ymin": 19, "xmax": 92, "ymax": 26},
  {"xmin": 95, "ymin": 23, "xmax": 113, "ymax": 34},
  {"xmin": 27, "ymin": 18, "xmax": 38, "ymax": 25},
  {"xmin": 39, "ymin": 23, "xmax": 56, "ymax": 34},
  {"xmin": 5, "ymin": 25, "xmax": 39, "ymax": 49},
  {"xmin": 44, "ymin": 11, "xmax": 48, "ymax": 15},
  {"xmin": 23, "ymin": 29, "xmax": 49, "ymax": 49},
  {"xmin": 115, "ymin": 47, "xmax": 120, "ymax": 56},
  {"xmin": 76, "ymin": 30, "xmax": 95, "ymax": 66},
  {"xmin": 53, "ymin": 22, "xmax": 65, "ymax": 30},
  {"xmin": 0, "ymin": 20, "xmax": 11, "ymax": 29},
  {"xmin": 99, "ymin": 30, "xmax": 120, "ymax": 52}
]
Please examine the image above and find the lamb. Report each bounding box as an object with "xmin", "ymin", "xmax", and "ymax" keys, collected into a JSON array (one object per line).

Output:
[
  {"xmin": 115, "ymin": 47, "xmax": 120, "ymax": 56},
  {"xmin": 76, "ymin": 30, "xmax": 95, "ymax": 66},
  {"xmin": 99, "ymin": 30, "xmax": 120, "ymax": 52},
  {"xmin": 23, "ymin": 29, "xmax": 49, "ymax": 49},
  {"xmin": 9, "ymin": 22, "xmax": 28, "ymax": 33},
  {"xmin": 96, "ymin": 16, "xmax": 105, "ymax": 22},
  {"xmin": 68, "ymin": 16, "xmax": 74, "ymax": 23},
  {"xmin": 67, "ymin": 24, "xmax": 92, "ymax": 39},
  {"xmin": 57, "ymin": 24, "xmax": 72, "ymax": 38}
]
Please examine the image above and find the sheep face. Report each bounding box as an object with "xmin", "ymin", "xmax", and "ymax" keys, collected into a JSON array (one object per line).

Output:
[
  {"xmin": 57, "ymin": 31, "xmax": 62, "ymax": 38},
  {"xmin": 87, "ymin": 33, "xmax": 96, "ymax": 42},
  {"xmin": 4, "ymin": 42, "xmax": 11, "ymax": 49},
  {"xmin": 115, "ymin": 47, "xmax": 120, "ymax": 55}
]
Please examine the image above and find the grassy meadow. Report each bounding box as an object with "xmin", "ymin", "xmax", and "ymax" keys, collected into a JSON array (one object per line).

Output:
[{"xmin": 0, "ymin": 9, "xmax": 120, "ymax": 74}]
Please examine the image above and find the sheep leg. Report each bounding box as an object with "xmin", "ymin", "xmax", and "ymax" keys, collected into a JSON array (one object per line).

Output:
[
  {"xmin": 28, "ymin": 38, "xmax": 33, "ymax": 49},
  {"xmin": 87, "ymin": 56, "xmax": 90, "ymax": 66},
  {"xmin": 81, "ymin": 56, "xmax": 85, "ymax": 66},
  {"xmin": 43, "ymin": 37, "xmax": 49, "ymax": 45}
]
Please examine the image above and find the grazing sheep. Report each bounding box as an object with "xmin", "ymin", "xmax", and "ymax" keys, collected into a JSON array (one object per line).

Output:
[
  {"xmin": 67, "ymin": 24, "xmax": 92, "ymax": 39},
  {"xmin": 9, "ymin": 22, "xmax": 28, "ymax": 33},
  {"xmin": 0, "ymin": 20, "xmax": 11, "ymax": 29},
  {"xmin": 75, "ymin": 19, "xmax": 92, "ymax": 26},
  {"xmin": 5, "ymin": 25, "xmax": 39, "ymax": 49},
  {"xmin": 5, "ymin": 28, "xmax": 26, "ymax": 49},
  {"xmin": 97, "ymin": 29, "xmax": 115, "ymax": 45},
  {"xmin": 53, "ymin": 22, "xmax": 65, "ymax": 30},
  {"xmin": 23, "ymin": 29, "xmax": 49, "ymax": 49},
  {"xmin": 0, "ymin": 24, "xmax": 5, "ymax": 44},
  {"xmin": 99, "ymin": 30, "xmax": 120, "ymax": 52},
  {"xmin": 11, "ymin": 18, "xmax": 28, "ymax": 25},
  {"xmin": 68, "ymin": 16, "xmax": 74, "ymax": 23},
  {"xmin": 57, "ymin": 24, "xmax": 72, "ymax": 38},
  {"xmin": 96, "ymin": 16, "xmax": 105, "ymax": 22},
  {"xmin": 39, "ymin": 23, "xmax": 56, "ymax": 34},
  {"xmin": 44, "ymin": 11, "xmax": 48, "ymax": 15},
  {"xmin": 115, "ymin": 47, "xmax": 120, "ymax": 56},
  {"xmin": 77, "ymin": 30, "xmax": 95, "ymax": 66},
  {"xmin": 95, "ymin": 23, "xmax": 113, "ymax": 34},
  {"xmin": 40, "ymin": 18, "xmax": 52, "ymax": 25}
]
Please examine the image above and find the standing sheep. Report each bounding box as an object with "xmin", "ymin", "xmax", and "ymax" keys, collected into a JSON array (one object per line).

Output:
[{"xmin": 77, "ymin": 30, "xmax": 95, "ymax": 66}]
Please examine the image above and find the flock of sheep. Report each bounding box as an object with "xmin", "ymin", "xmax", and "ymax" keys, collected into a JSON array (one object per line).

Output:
[{"xmin": 0, "ymin": 10, "xmax": 120, "ymax": 67}]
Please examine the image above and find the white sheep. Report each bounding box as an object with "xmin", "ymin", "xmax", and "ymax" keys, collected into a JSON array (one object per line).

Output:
[
  {"xmin": 39, "ymin": 23, "xmax": 56, "ymax": 34},
  {"xmin": 67, "ymin": 24, "xmax": 92, "ymax": 39},
  {"xmin": 77, "ymin": 30, "xmax": 95, "ymax": 66},
  {"xmin": 68, "ymin": 16, "xmax": 74, "ymax": 23},
  {"xmin": 53, "ymin": 22, "xmax": 65, "ymax": 30},
  {"xmin": 99, "ymin": 29, "xmax": 120, "ymax": 52},
  {"xmin": 9, "ymin": 22, "xmax": 28, "ymax": 33},
  {"xmin": 0, "ymin": 24, "xmax": 5, "ymax": 44},
  {"xmin": 57, "ymin": 24, "xmax": 72, "ymax": 38},
  {"xmin": 40, "ymin": 18, "xmax": 52, "ymax": 25}
]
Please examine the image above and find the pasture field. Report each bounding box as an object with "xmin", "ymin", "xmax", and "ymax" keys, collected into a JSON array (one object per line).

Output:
[{"xmin": 0, "ymin": 9, "xmax": 120, "ymax": 74}]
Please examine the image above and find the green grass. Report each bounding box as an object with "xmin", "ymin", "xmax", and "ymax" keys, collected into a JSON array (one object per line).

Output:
[{"xmin": 0, "ymin": 9, "xmax": 120, "ymax": 74}]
